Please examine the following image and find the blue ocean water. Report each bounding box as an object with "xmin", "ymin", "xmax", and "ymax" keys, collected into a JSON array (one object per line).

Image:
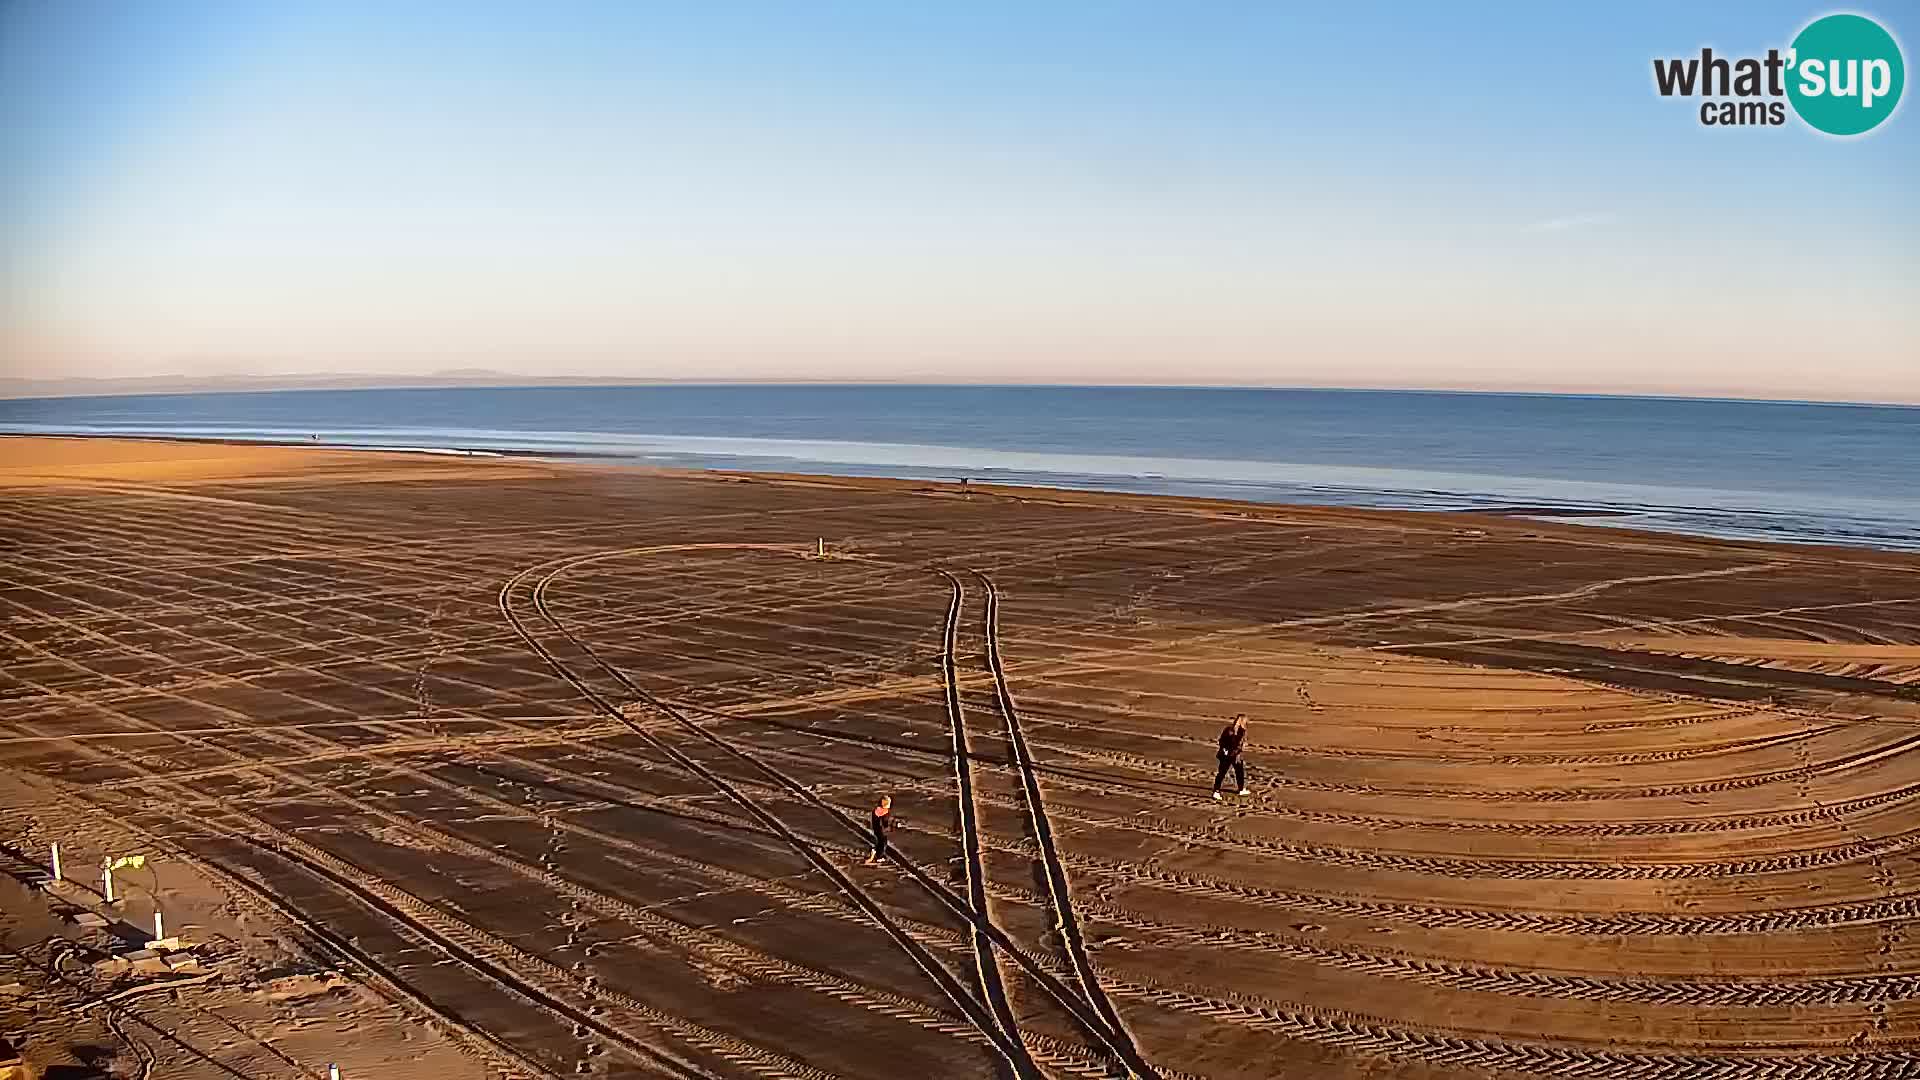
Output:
[{"xmin": 3, "ymin": 385, "xmax": 1916, "ymax": 552}]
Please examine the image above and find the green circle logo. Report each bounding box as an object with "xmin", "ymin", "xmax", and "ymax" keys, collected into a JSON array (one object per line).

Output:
[{"xmin": 1787, "ymin": 13, "xmax": 1905, "ymax": 135}]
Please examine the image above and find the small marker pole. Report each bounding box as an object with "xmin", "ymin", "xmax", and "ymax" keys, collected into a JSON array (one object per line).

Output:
[
  {"xmin": 50, "ymin": 842, "xmax": 61, "ymax": 882},
  {"xmin": 102, "ymin": 861, "xmax": 115, "ymax": 904},
  {"xmin": 330, "ymin": 1065, "xmax": 342, "ymax": 1080},
  {"xmin": 153, "ymin": 909, "xmax": 164, "ymax": 941},
  {"xmin": 816, "ymin": 537, "xmax": 825, "ymax": 557}
]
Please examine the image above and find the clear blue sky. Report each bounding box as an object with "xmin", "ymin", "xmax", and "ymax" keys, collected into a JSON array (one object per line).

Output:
[{"xmin": 3, "ymin": 2, "xmax": 1915, "ymax": 400}]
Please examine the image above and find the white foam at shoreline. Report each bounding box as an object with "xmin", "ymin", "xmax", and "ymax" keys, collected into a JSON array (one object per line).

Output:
[{"xmin": 6, "ymin": 422, "xmax": 1917, "ymax": 552}]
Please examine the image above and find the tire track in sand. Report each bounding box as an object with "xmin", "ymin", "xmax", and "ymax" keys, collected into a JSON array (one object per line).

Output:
[
  {"xmin": 501, "ymin": 550, "xmax": 1040, "ymax": 1079},
  {"xmin": 932, "ymin": 571, "xmax": 1031, "ymax": 1066},
  {"xmin": 975, "ymin": 570, "xmax": 1155, "ymax": 1078},
  {"xmin": 527, "ymin": 547, "xmax": 1158, "ymax": 1077}
]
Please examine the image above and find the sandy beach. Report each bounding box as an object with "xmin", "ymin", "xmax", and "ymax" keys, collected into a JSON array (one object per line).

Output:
[{"xmin": 4, "ymin": 434, "xmax": 1919, "ymax": 1079}]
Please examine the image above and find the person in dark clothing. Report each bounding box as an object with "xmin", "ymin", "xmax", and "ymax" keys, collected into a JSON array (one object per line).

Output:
[
  {"xmin": 1212, "ymin": 714, "xmax": 1250, "ymax": 800},
  {"xmin": 865, "ymin": 795, "xmax": 894, "ymax": 863}
]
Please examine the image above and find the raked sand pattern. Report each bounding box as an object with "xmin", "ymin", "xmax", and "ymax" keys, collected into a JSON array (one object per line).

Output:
[{"xmin": 4, "ymin": 436, "xmax": 1920, "ymax": 1079}]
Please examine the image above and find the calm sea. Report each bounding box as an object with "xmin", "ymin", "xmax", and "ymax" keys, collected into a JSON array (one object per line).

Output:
[{"xmin": 3, "ymin": 385, "xmax": 1916, "ymax": 552}]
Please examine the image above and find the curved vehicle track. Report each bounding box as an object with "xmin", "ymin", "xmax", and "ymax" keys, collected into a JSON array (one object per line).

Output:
[
  {"xmin": 37, "ymin": 686, "xmax": 1140, "ymax": 1079},
  {"xmin": 500, "ymin": 550, "xmax": 1038, "ymax": 1079},
  {"xmin": 15, "ymin": 460, "xmax": 1920, "ymax": 1080},
  {"xmin": 511, "ymin": 545, "xmax": 1920, "ymax": 1068},
  {"xmin": 930, "ymin": 571, "xmax": 1030, "ymax": 1068},
  {"xmin": 853, "ymin": 792, "xmax": 1920, "ymax": 936},
  {"xmin": 633, "ymin": 694, "xmax": 1920, "ymax": 854},
  {"xmin": 519, "ymin": 548, "xmax": 1155, "ymax": 1077},
  {"xmin": 974, "ymin": 570, "xmax": 1154, "ymax": 1078},
  {"xmin": 1020, "ymin": 729, "xmax": 1920, "ymax": 804}
]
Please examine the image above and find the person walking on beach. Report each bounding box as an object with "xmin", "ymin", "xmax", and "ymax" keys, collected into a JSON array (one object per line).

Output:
[
  {"xmin": 1212, "ymin": 714, "xmax": 1250, "ymax": 800},
  {"xmin": 865, "ymin": 794, "xmax": 895, "ymax": 863}
]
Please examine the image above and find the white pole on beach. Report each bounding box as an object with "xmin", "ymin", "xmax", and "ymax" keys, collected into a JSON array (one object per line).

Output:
[
  {"xmin": 153, "ymin": 909, "xmax": 164, "ymax": 941},
  {"xmin": 50, "ymin": 841, "xmax": 61, "ymax": 882},
  {"xmin": 102, "ymin": 861, "xmax": 115, "ymax": 904},
  {"xmin": 816, "ymin": 537, "xmax": 825, "ymax": 557},
  {"xmin": 330, "ymin": 1065, "xmax": 342, "ymax": 1080}
]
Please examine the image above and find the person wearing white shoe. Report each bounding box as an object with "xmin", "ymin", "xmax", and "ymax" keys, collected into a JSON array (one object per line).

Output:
[{"xmin": 1211, "ymin": 714, "xmax": 1250, "ymax": 800}]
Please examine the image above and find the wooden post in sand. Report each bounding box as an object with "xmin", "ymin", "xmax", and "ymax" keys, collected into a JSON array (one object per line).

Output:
[
  {"xmin": 49, "ymin": 842, "xmax": 61, "ymax": 882},
  {"xmin": 101, "ymin": 860, "xmax": 115, "ymax": 904},
  {"xmin": 816, "ymin": 537, "xmax": 825, "ymax": 557},
  {"xmin": 153, "ymin": 909, "xmax": 164, "ymax": 941}
]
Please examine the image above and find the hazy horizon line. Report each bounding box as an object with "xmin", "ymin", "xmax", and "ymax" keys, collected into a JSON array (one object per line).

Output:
[{"xmin": 3, "ymin": 372, "xmax": 1917, "ymax": 409}]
